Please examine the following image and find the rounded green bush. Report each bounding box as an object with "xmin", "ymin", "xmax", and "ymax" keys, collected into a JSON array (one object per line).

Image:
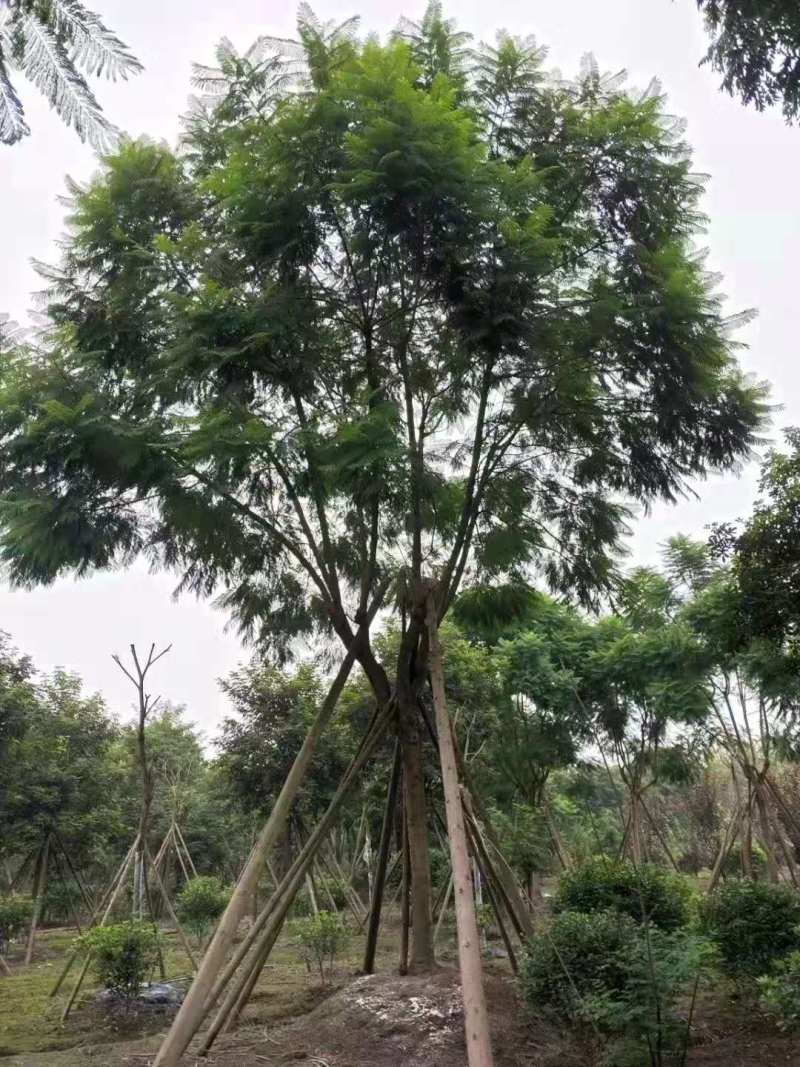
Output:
[
  {"xmin": 699, "ymin": 879, "xmax": 800, "ymax": 976},
  {"xmin": 176, "ymin": 876, "xmax": 230, "ymax": 941},
  {"xmin": 519, "ymin": 909, "xmax": 639, "ymax": 1017},
  {"xmin": 79, "ymin": 921, "xmax": 161, "ymax": 999},
  {"xmin": 553, "ymin": 857, "xmax": 691, "ymax": 931}
]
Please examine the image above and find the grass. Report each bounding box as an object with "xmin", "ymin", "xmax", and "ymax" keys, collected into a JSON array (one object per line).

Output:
[{"xmin": 0, "ymin": 904, "xmax": 456, "ymax": 1064}]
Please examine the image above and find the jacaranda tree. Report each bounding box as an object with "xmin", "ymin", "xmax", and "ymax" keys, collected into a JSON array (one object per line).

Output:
[{"xmin": 0, "ymin": 2, "xmax": 765, "ymax": 976}]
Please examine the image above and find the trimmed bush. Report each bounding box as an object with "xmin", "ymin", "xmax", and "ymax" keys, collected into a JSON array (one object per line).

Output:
[
  {"xmin": 79, "ymin": 921, "xmax": 161, "ymax": 999},
  {"xmin": 554, "ymin": 857, "xmax": 691, "ymax": 931},
  {"xmin": 0, "ymin": 896, "xmax": 32, "ymax": 955},
  {"xmin": 759, "ymin": 950, "xmax": 800, "ymax": 1030},
  {"xmin": 176, "ymin": 876, "xmax": 229, "ymax": 943},
  {"xmin": 519, "ymin": 909, "xmax": 639, "ymax": 1017},
  {"xmin": 699, "ymin": 879, "xmax": 800, "ymax": 976}
]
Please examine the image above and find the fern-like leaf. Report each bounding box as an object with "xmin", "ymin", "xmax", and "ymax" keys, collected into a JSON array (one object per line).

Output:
[
  {"xmin": 47, "ymin": 0, "xmax": 142, "ymax": 80},
  {"xmin": 19, "ymin": 11, "xmax": 118, "ymax": 150},
  {"xmin": 0, "ymin": 60, "xmax": 29, "ymax": 143}
]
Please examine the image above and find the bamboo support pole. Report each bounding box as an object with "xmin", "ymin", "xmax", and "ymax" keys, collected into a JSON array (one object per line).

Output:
[
  {"xmin": 50, "ymin": 839, "xmax": 138, "ymax": 998},
  {"xmin": 153, "ymin": 642, "xmax": 365, "ymax": 1067},
  {"xmin": 427, "ymin": 593, "xmax": 495, "ymax": 1067}
]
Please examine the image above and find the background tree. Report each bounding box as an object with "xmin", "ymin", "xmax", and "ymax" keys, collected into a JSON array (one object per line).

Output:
[
  {"xmin": 0, "ymin": 0, "xmax": 141, "ymax": 147},
  {"xmin": 0, "ymin": 4, "xmax": 765, "ymax": 974},
  {"xmin": 696, "ymin": 1, "xmax": 800, "ymax": 121}
]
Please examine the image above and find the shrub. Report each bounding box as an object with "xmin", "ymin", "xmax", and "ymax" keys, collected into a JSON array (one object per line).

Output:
[
  {"xmin": 176, "ymin": 876, "xmax": 229, "ymax": 943},
  {"xmin": 42, "ymin": 880, "xmax": 82, "ymax": 925},
  {"xmin": 698, "ymin": 879, "xmax": 800, "ymax": 976},
  {"xmin": 291, "ymin": 910, "xmax": 347, "ymax": 983},
  {"xmin": 721, "ymin": 843, "xmax": 767, "ymax": 880},
  {"xmin": 79, "ymin": 921, "xmax": 161, "ymax": 999},
  {"xmin": 519, "ymin": 909, "xmax": 639, "ymax": 1017},
  {"xmin": 0, "ymin": 896, "xmax": 32, "ymax": 955},
  {"xmin": 584, "ymin": 929, "xmax": 716, "ymax": 1066},
  {"xmin": 314, "ymin": 875, "xmax": 349, "ymax": 911},
  {"xmin": 759, "ymin": 951, "xmax": 800, "ymax": 1030},
  {"xmin": 554, "ymin": 857, "xmax": 691, "ymax": 932}
]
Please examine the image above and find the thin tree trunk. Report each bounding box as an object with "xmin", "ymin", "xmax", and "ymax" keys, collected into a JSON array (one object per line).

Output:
[
  {"xmin": 434, "ymin": 872, "xmax": 454, "ymax": 948},
  {"xmin": 754, "ymin": 784, "xmax": 780, "ymax": 882},
  {"xmin": 25, "ymin": 836, "xmax": 50, "ymax": 965},
  {"xmin": 399, "ymin": 810, "xmax": 410, "ymax": 976},
  {"xmin": 428, "ymin": 594, "xmax": 495, "ymax": 1067},
  {"xmin": 364, "ymin": 739, "xmax": 402, "ymax": 974}
]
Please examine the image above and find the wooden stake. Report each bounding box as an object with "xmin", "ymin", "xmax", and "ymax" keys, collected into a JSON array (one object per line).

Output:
[
  {"xmin": 427, "ymin": 593, "xmax": 495, "ymax": 1067},
  {"xmin": 194, "ymin": 704, "xmax": 393, "ymax": 1045},
  {"xmin": 61, "ymin": 839, "xmax": 139, "ymax": 1020},
  {"xmin": 199, "ymin": 709, "xmax": 394, "ymax": 1054},
  {"xmin": 50, "ymin": 840, "xmax": 137, "ymax": 997},
  {"xmin": 153, "ymin": 645, "xmax": 362, "ymax": 1067}
]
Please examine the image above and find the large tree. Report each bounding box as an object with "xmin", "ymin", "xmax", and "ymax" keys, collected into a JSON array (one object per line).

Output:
[
  {"xmin": 0, "ymin": 4, "xmax": 764, "ymax": 972},
  {"xmin": 0, "ymin": 0, "xmax": 141, "ymax": 147}
]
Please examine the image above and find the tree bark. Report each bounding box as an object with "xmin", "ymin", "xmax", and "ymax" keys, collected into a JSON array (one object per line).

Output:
[{"xmin": 398, "ymin": 693, "xmax": 435, "ymax": 972}]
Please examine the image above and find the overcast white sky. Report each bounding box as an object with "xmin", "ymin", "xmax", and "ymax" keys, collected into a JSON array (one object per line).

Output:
[{"xmin": 0, "ymin": 0, "xmax": 798, "ymax": 734}]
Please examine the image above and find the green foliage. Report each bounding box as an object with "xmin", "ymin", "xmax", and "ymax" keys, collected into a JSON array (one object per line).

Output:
[
  {"xmin": 314, "ymin": 875, "xmax": 349, "ymax": 910},
  {"xmin": 720, "ymin": 842, "xmax": 767, "ymax": 879},
  {"xmin": 79, "ymin": 921, "xmax": 161, "ymax": 999},
  {"xmin": 519, "ymin": 909, "xmax": 640, "ymax": 1017},
  {"xmin": 291, "ymin": 910, "xmax": 348, "ymax": 983},
  {"xmin": 216, "ymin": 663, "xmax": 354, "ymax": 818},
  {"xmin": 176, "ymin": 876, "xmax": 230, "ymax": 942},
  {"xmin": 0, "ymin": 895, "xmax": 32, "ymax": 954},
  {"xmin": 583, "ymin": 929, "xmax": 716, "ymax": 1067},
  {"xmin": 758, "ymin": 950, "xmax": 800, "ymax": 1030},
  {"xmin": 554, "ymin": 858, "xmax": 691, "ymax": 932},
  {"xmin": 491, "ymin": 803, "xmax": 554, "ymax": 881},
  {"xmin": 697, "ymin": 0, "xmax": 800, "ymax": 121},
  {"xmin": 42, "ymin": 880, "xmax": 82, "ymax": 925},
  {"xmin": 0, "ymin": 0, "xmax": 142, "ymax": 147},
  {"xmin": 0, "ymin": 7, "xmax": 764, "ymax": 664},
  {"xmin": 699, "ymin": 879, "xmax": 800, "ymax": 976},
  {"xmin": 1, "ymin": 668, "xmax": 122, "ymax": 862}
]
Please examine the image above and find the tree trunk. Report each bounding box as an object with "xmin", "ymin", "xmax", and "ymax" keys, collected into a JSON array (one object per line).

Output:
[
  {"xmin": 364, "ymin": 739, "xmax": 402, "ymax": 974},
  {"xmin": 398, "ymin": 694, "xmax": 435, "ymax": 972},
  {"xmin": 25, "ymin": 836, "xmax": 50, "ymax": 965}
]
